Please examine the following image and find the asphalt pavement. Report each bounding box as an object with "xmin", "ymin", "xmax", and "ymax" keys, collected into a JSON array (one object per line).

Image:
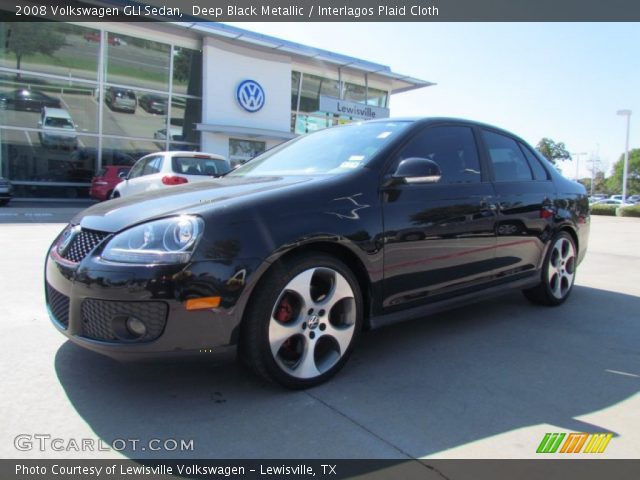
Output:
[{"xmin": 0, "ymin": 208, "xmax": 638, "ymax": 460}]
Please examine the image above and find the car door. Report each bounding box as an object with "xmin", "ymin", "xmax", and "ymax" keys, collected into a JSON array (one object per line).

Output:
[
  {"xmin": 382, "ymin": 124, "xmax": 498, "ymax": 310},
  {"xmin": 479, "ymin": 129, "xmax": 557, "ymax": 279},
  {"xmin": 120, "ymin": 155, "xmax": 161, "ymax": 196}
]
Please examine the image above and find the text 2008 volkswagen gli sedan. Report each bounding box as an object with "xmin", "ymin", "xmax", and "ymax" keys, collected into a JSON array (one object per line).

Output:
[{"xmin": 45, "ymin": 118, "xmax": 590, "ymax": 388}]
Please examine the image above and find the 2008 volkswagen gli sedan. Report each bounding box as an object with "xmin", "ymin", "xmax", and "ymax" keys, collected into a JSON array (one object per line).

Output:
[{"xmin": 45, "ymin": 118, "xmax": 590, "ymax": 389}]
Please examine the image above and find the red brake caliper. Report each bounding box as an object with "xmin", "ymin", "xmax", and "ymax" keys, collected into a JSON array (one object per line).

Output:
[
  {"xmin": 275, "ymin": 296, "xmax": 296, "ymax": 355},
  {"xmin": 275, "ymin": 296, "xmax": 293, "ymax": 323}
]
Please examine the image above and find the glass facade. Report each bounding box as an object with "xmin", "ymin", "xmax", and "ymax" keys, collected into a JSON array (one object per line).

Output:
[
  {"xmin": 290, "ymin": 70, "xmax": 389, "ymax": 135},
  {"xmin": 229, "ymin": 138, "xmax": 266, "ymax": 168},
  {"xmin": 0, "ymin": 22, "xmax": 202, "ymax": 198}
]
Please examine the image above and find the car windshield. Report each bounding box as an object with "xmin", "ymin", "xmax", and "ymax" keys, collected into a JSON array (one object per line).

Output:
[
  {"xmin": 45, "ymin": 117, "xmax": 74, "ymax": 129},
  {"xmin": 228, "ymin": 121, "xmax": 411, "ymax": 177}
]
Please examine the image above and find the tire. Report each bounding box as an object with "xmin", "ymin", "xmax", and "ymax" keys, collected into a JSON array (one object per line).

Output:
[
  {"xmin": 523, "ymin": 231, "xmax": 577, "ymax": 306},
  {"xmin": 111, "ymin": 190, "xmax": 120, "ymax": 199},
  {"xmin": 240, "ymin": 253, "xmax": 363, "ymax": 389}
]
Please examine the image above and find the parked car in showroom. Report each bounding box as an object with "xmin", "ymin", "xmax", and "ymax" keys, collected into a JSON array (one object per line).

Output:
[
  {"xmin": 112, "ymin": 151, "xmax": 230, "ymax": 198},
  {"xmin": 44, "ymin": 118, "xmax": 590, "ymax": 389},
  {"xmin": 105, "ymin": 87, "xmax": 137, "ymax": 113},
  {"xmin": 0, "ymin": 177, "xmax": 13, "ymax": 206},
  {"xmin": 0, "ymin": 88, "xmax": 61, "ymax": 112},
  {"xmin": 38, "ymin": 107, "xmax": 78, "ymax": 149},
  {"xmin": 89, "ymin": 166, "xmax": 131, "ymax": 201}
]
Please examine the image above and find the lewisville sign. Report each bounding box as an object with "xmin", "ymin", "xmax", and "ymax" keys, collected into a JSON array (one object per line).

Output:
[{"xmin": 319, "ymin": 96, "xmax": 390, "ymax": 120}]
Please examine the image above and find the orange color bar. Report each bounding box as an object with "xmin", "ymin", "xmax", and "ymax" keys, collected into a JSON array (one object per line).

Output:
[{"xmin": 185, "ymin": 296, "xmax": 221, "ymax": 310}]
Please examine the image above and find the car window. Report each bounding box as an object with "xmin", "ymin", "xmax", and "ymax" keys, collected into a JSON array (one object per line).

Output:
[
  {"xmin": 229, "ymin": 121, "xmax": 411, "ymax": 177},
  {"xmin": 44, "ymin": 117, "xmax": 74, "ymax": 129},
  {"xmin": 483, "ymin": 130, "xmax": 533, "ymax": 182},
  {"xmin": 518, "ymin": 143, "xmax": 549, "ymax": 181},
  {"xmin": 172, "ymin": 157, "xmax": 230, "ymax": 176},
  {"xmin": 394, "ymin": 125, "xmax": 482, "ymax": 184},
  {"xmin": 127, "ymin": 158, "xmax": 146, "ymax": 179},
  {"xmin": 117, "ymin": 168, "xmax": 130, "ymax": 177},
  {"xmin": 142, "ymin": 156, "xmax": 163, "ymax": 176}
]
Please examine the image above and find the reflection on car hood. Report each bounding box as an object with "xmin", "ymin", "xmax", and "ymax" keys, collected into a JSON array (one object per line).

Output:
[{"xmin": 76, "ymin": 175, "xmax": 318, "ymax": 233}]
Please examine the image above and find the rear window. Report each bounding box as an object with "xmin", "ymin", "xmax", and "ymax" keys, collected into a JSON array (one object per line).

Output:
[
  {"xmin": 45, "ymin": 117, "xmax": 74, "ymax": 129},
  {"xmin": 116, "ymin": 91, "xmax": 135, "ymax": 99},
  {"xmin": 172, "ymin": 157, "xmax": 230, "ymax": 176}
]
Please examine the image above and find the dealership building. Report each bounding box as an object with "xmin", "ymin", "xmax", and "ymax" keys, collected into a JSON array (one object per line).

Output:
[{"xmin": 0, "ymin": 21, "xmax": 431, "ymax": 198}]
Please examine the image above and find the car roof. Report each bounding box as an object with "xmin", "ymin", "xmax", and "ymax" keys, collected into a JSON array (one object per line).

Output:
[
  {"xmin": 43, "ymin": 107, "xmax": 72, "ymax": 118},
  {"xmin": 139, "ymin": 151, "xmax": 227, "ymax": 161},
  {"xmin": 363, "ymin": 116, "xmax": 535, "ymax": 146}
]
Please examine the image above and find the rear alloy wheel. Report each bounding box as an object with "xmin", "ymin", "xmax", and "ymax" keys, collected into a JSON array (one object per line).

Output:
[
  {"xmin": 241, "ymin": 254, "xmax": 362, "ymax": 389},
  {"xmin": 524, "ymin": 231, "xmax": 577, "ymax": 306}
]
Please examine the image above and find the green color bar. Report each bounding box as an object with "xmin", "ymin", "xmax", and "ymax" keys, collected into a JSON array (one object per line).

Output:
[
  {"xmin": 537, "ymin": 433, "xmax": 552, "ymax": 453},
  {"xmin": 548, "ymin": 433, "xmax": 566, "ymax": 453}
]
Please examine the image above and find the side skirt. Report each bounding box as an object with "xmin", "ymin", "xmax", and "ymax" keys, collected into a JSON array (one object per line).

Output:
[{"xmin": 368, "ymin": 274, "xmax": 541, "ymax": 330}]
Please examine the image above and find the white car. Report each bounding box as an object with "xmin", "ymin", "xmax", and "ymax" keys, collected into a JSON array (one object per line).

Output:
[
  {"xmin": 38, "ymin": 107, "xmax": 78, "ymax": 149},
  {"xmin": 112, "ymin": 151, "xmax": 231, "ymax": 198},
  {"xmin": 593, "ymin": 198, "xmax": 634, "ymax": 207}
]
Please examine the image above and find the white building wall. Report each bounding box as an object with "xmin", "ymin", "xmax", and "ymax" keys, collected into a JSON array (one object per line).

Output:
[{"xmin": 202, "ymin": 38, "xmax": 292, "ymax": 131}]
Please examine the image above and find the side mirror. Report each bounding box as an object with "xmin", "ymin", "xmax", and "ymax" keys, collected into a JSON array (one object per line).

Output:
[{"xmin": 392, "ymin": 157, "xmax": 442, "ymax": 184}]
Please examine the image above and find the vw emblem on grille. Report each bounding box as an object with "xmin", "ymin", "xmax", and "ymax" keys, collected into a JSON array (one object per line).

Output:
[
  {"xmin": 307, "ymin": 315, "xmax": 320, "ymax": 330},
  {"xmin": 57, "ymin": 225, "xmax": 80, "ymax": 255},
  {"xmin": 236, "ymin": 80, "xmax": 265, "ymax": 113}
]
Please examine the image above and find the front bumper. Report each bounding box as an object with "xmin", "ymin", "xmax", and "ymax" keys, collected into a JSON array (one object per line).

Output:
[{"xmin": 45, "ymin": 243, "xmax": 260, "ymax": 361}]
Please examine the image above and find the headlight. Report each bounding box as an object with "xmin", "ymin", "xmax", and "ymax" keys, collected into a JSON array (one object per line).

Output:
[{"xmin": 102, "ymin": 216, "xmax": 204, "ymax": 264}]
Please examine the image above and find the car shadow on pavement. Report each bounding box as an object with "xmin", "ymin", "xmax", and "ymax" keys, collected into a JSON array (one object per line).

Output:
[{"xmin": 54, "ymin": 285, "xmax": 640, "ymax": 459}]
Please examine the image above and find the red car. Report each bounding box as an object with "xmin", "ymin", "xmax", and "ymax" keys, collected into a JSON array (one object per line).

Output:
[{"xmin": 89, "ymin": 166, "xmax": 131, "ymax": 201}]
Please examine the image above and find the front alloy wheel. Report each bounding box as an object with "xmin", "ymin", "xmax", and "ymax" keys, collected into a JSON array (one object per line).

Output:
[
  {"xmin": 524, "ymin": 231, "xmax": 577, "ymax": 306},
  {"xmin": 241, "ymin": 254, "xmax": 362, "ymax": 389}
]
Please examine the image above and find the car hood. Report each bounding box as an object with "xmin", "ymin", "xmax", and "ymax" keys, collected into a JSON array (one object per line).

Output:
[{"xmin": 75, "ymin": 175, "xmax": 320, "ymax": 233}]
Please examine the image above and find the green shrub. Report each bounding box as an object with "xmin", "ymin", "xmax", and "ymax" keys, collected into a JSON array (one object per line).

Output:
[
  {"xmin": 590, "ymin": 204, "xmax": 618, "ymax": 216},
  {"xmin": 618, "ymin": 204, "xmax": 640, "ymax": 217}
]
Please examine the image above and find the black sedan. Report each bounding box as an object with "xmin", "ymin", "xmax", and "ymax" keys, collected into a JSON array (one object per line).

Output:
[
  {"xmin": 0, "ymin": 88, "xmax": 61, "ymax": 112},
  {"xmin": 138, "ymin": 94, "xmax": 168, "ymax": 115},
  {"xmin": 45, "ymin": 118, "xmax": 590, "ymax": 388}
]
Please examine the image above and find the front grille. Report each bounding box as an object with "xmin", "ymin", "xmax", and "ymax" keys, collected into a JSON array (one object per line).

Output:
[
  {"xmin": 80, "ymin": 299, "xmax": 168, "ymax": 343},
  {"xmin": 46, "ymin": 283, "xmax": 70, "ymax": 328},
  {"xmin": 62, "ymin": 229, "xmax": 109, "ymax": 263}
]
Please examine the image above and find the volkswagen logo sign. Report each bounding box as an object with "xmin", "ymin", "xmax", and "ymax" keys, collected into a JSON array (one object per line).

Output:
[{"xmin": 236, "ymin": 80, "xmax": 265, "ymax": 113}]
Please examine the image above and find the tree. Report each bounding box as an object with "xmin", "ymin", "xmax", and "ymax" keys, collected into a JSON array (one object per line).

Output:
[
  {"xmin": 536, "ymin": 138, "xmax": 571, "ymax": 165},
  {"xmin": 605, "ymin": 148, "xmax": 640, "ymax": 195},
  {"xmin": 4, "ymin": 23, "xmax": 65, "ymax": 73}
]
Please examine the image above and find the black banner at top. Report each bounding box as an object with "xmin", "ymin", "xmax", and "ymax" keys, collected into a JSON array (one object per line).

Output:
[{"xmin": 1, "ymin": 0, "xmax": 640, "ymax": 22}]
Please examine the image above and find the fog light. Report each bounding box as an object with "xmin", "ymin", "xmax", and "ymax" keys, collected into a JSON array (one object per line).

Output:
[{"xmin": 125, "ymin": 317, "xmax": 147, "ymax": 337}]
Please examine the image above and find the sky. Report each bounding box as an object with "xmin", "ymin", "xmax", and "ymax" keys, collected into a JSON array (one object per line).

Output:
[{"xmin": 227, "ymin": 22, "xmax": 640, "ymax": 180}]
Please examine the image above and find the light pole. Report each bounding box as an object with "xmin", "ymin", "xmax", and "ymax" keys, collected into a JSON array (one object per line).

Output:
[
  {"xmin": 571, "ymin": 152, "xmax": 587, "ymax": 181},
  {"xmin": 617, "ymin": 109, "xmax": 632, "ymax": 204}
]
